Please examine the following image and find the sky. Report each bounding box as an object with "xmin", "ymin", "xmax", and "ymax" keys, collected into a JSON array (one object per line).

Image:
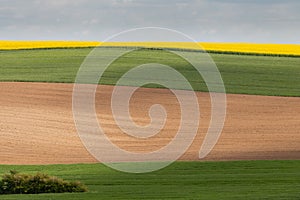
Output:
[{"xmin": 1, "ymin": 0, "xmax": 300, "ymax": 43}]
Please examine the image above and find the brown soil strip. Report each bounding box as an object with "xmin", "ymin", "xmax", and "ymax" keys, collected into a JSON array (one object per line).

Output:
[{"xmin": 0, "ymin": 82, "xmax": 299, "ymax": 164}]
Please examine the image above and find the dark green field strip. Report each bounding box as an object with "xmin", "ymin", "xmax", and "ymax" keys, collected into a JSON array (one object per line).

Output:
[
  {"xmin": 0, "ymin": 161, "xmax": 299, "ymax": 199},
  {"xmin": 2, "ymin": 46, "xmax": 300, "ymax": 58},
  {"xmin": 0, "ymin": 48, "xmax": 299, "ymax": 96},
  {"xmin": 100, "ymin": 45, "xmax": 300, "ymax": 58}
]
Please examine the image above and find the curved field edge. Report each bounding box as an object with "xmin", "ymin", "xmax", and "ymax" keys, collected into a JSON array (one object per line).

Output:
[
  {"xmin": 1, "ymin": 41, "xmax": 300, "ymax": 57},
  {"xmin": 0, "ymin": 48, "xmax": 299, "ymax": 97},
  {"xmin": 0, "ymin": 161, "xmax": 299, "ymax": 200},
  {"xmin": 2, "ymin": 46, "xmax": 300, "ymax": 58}
]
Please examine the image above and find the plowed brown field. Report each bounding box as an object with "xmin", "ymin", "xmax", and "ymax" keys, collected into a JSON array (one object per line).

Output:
[{"xmin": 0, "ymin": 82, "xmax": 299, "ymax": 164}]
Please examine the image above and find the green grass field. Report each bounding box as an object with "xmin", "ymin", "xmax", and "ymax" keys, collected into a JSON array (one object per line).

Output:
[
  {"xmin": 0, "ymin": 47, "xmax": 299, "ymax": 96},
  {"xmin": 0, "ymin": 47, "xmax": 299, "ymax": 199},
  {"xmin": 0, "ymin": 161, "xmax": 300, "ymax": 200}
]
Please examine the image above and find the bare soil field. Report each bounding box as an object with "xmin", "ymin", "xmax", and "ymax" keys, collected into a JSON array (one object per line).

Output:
[{"xmin": 0, "ymin": 82, "xmax": 299, "ymax": 164}]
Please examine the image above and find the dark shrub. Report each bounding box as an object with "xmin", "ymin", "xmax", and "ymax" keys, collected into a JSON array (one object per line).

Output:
[{"xmin": 0, "ymin": 170, "xmax": 87, "ymax": 195}]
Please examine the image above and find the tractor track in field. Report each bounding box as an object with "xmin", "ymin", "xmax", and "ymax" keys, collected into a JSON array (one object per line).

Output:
[{"xmin": 0, "ymin": 82, "xmax": 299, "ymax": 164}]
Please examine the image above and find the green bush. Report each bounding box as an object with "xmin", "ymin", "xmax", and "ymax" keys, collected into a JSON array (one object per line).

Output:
[{"xmin": 0, "ymin": 170, "xmax": 87, "ymax": 195}]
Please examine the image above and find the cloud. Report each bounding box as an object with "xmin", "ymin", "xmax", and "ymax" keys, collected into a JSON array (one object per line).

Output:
[{"xmin": 0, "ymin": 0, "xmax": 299, "ymax": 43}]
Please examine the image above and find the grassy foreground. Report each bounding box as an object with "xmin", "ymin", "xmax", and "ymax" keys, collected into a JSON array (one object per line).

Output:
[
  {"xmin": 0, "ymin": 47, "xmax": 299, "ymax": 96},
  {"xmin": 0, "ymin": 161, "xmax": 299, "ymax": 199}
]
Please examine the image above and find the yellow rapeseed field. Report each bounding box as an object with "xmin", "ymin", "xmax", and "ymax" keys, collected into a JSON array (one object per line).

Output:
[
  {"xmin": 0, "ymin": 41, "xmax": 100, "ymax": 50},
  {"xmin": 1, "ymin": 41, "xmax": 300, "ymax": 56},
  {"xmin": 200, "ymin": 42, "xmax": 300, "ymax": 56}
]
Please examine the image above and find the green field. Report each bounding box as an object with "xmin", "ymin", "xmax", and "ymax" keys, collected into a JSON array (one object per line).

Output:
[
  {"xmin": 0, "ymin": 47, "xmax": 299, "ymax": 96},
  {"xmin": 1, "ymin": 47, "xmax": 300, "ymax": 199},
  {"xmin": 0, "ymin": 161, "xmax": 300, "ymax": 200}
]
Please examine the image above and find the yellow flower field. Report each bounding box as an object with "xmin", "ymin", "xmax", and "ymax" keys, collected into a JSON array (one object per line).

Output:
[
  {"xmin": 1, "ymin": 41, "xmax": 300, "ymax": 56},
  {"xmin": 0, "ymin": 41, "xmax": 100, "ymax": 50},
  {"xmin": 200, "ymin": 42, "xmax": 300, "ymax": 56}
]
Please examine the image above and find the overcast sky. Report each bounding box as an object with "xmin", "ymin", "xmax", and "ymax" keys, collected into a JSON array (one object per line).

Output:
[{"xmin": 1, "ymin": 0, "xmax": 299, "ymax": 43}]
